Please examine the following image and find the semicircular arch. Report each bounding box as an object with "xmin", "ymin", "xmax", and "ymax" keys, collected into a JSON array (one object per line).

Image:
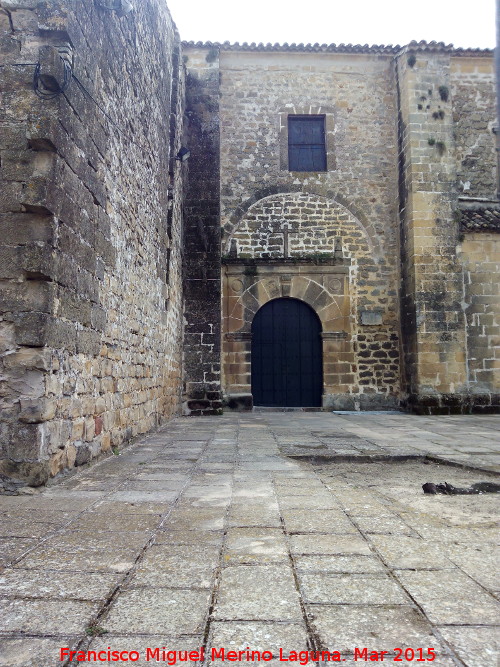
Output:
[
  {"xmin": 227, "ymin": 275, "xmax": 348, "ymax": 334},
  {"xmin": 224, "ymin": 190, "xmax": 381, "ymax": 259}
]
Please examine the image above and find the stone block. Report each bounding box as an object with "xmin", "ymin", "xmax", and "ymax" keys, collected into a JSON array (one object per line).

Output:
[
  {"xmin": 225, "ymin": 393, "xmax": 253, "ymax": 411},
  {"xmin": 299, "ymin": 572, "xmax": 408, "ymax": 604},
  {"xmin": 101, "ymin": 432, "xmax": 111, "ymax": 452},
  {"xmin": 0, "ymin": 321, "xmax": 15, "ymax": 354},
  {"xmin": 104, "ymin": 589, "xmax": 211, "ymax": 635},
  {"xmin": 5, "ymin": 368, "xmax": 45, "ymax": 400},
  {"xmin": 393, "ymin": 570, "xmax": 500, "ymax": 625},
  {"xmin": 40, "ymin": 419, "xmax": 71, "ymax": 456},
  {"xmin": 5, "ymin": 422, "xmax": 43, "ymax": 461},
  {"xmin": 0, "ymin": 9, "xmax": 11, "ymax": 31},
  {"xmin": 130, "ymin": 544, "xmax": 219, "ymax": 588},
  {"xmin": 90, "ymin": 305, "xmax": 106, "ymax": 331},
  {"xmin": 48, "ymin": 447, "xmax": 66, "ymax": 476},
  {"xmin": 0, "ymin": 457, "xmax": 49, "ymax": 487},
  {"xmin": 0, "ymin": 212, "xmax": 55, "ymax": 245},
  {"xmin": 309, "ymin": 605, "xmax": 435, "ymax": 655},
  {"xmin": 1, "ymin": 280, "xmax": 54, "ymax": 313},
  {"xmin": 10, "ymin": 8, "xmax": 38, "ymax": 31},
  {"xmin": 214, "ymin": 565, "xmax": 302, "ymax": 621},
  {"xmin": 187, "ymin": 399, "xmax": 210, "ymax": 411},
  {"xmin": 0, "ymin": 122, "xmax": 26, "ymax": 150},
  {"xmin": 71, "ymin": 418, "xmax": 84, "ymax": 440},
  {"xmin": 360, "ymin": 310, "xmax": 383, "ymax": 325},
  {"xmin": 19, "ymin": 242, "xmax": 56, "ymax": 279},
  {"xmin": 0, "ymin": 567, "xmax": 120, "ymax": 601},
  {"xmin": 0, "ymin": 181, "xmax": 23, "ymax": 212},
  {"xmin": 96, "ymin": 232, "xmax": 116, "ymax": 268},
  {"xmin": 84, "ymin": 416, "xmax": 95, "ymax": 442},
  {"xmin": 76, "ymin": 329, "xmax": 101, "ymax": 356},
  {"xmin": 19, "ymin": 398, "xmax": 56, "ymax": 423},
  {"xmin": 0, "ymin": 599, "xmax": 98, "ymax": 634},
  {"xmin": 54, "ymin": 253, "xmax": 79, "ymax": 289},
  {"xmin": 294, "ymin": 555, "xmax": 385, "ymax": 573},
  {"xmin": 58, "ymin": 224, "xmax": 96, "ymax": 273},
  {"xmin": 46, "ymin": 318, "xmax": 76, "ymax": 352},
  {"xmin": 58, "ymin": 288, "xmax": 92, "ymax": 326},
  {"xmin": 75, "ymin": 270, "xmax": 99, "ymax": 302},
  {"xmin": 61, "ymin": 442, "xmax": 76, "ymax": 472},
  {"xmin": 19, "ymin": 177, "xmax": 53, "ymax": 213},
  {"xmin": 0, "ymin": 149, "xmax": 36, "ymax": 181},
  {"xmin": 2, "ymin": 347, "xmax": 51, "ymax": 371},
  {"xmin": 0, "ymin": 246, "xmax": 22, "ymax": 279},
  {"xmin": 94, "ymin": 415, "xmax": 103, "ymax": 436},
  {"xmin": 13, "ymin": 312, "xmax": 71, "ymax": 351},
  {"xmin": 75, "ymin": 442, "xmax": 92, "ymax": 466}
]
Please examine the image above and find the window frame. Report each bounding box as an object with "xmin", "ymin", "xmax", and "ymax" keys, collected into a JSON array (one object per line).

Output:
[
  {"xmin": 287, "ymin": 115, "xmax": 327, "ymax": 173},
  {"xmin": 278, "ymin": 108, "xmax": 335, "ymax": 173}
]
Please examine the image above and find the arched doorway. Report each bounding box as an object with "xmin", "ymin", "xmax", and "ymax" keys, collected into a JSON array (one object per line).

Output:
[{"xmin": 251, "ymin": 298, "xmax": 323, "ymax": 407}]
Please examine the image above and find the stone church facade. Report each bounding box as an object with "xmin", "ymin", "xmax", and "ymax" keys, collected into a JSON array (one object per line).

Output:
[
  {"xmin": 0, "ymin": 0, "xmax": 498, "ymax": 489},
  {"xmin": 185, "ymin": 41, "xmax": 499, "ymax": 415}
]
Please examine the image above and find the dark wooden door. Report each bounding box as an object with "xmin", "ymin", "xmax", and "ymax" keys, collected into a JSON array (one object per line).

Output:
[{"xmin": 251, "ymin": 298, "xmax": 323, "ymax": 407}]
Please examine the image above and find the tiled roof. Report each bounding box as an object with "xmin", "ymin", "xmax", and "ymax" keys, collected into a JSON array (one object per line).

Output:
[
  {"xmin": 182, "ymin": 40, "xmax": 492, "ymax": 56},
  {"xmin": 460, "ymin": 207, "xmax": 500, "ymax": 232}
]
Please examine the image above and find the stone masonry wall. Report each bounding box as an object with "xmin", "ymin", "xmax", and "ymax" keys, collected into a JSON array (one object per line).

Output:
[
  {"xmin": 182, "ymin": 47, "xmax": 222, "ymax": 415},
  {"xmin": 452, "ymin": 56, "xmax": 499, "ymax": 410},
  {"xmin": 459, "ymin": 234, "xmax": 500, "ymax": 405},
  {"xmin": 218, "ymin": 51, "xmax": 400, "ymax": 248},
  {"xmin": 0, "ymin": 0, "xmax": 185, "ymax": 489},
  {"xmin": 451, "ymin": 56, "xmax": 497, "ymax": 198},
  {"xmin": 397, "ymin": 46, "xmax": 499, "ymax": 413},
  {"xmin": 225, "ymin": 192, "xmax": 400, "ymax": 407},
  {"xmin": 397, "ymin": 48, "xmax": 467, "ymax": 413},
  {"xmin": 215, "ymin": 49, "xmax": 401, "ymax": 408}
]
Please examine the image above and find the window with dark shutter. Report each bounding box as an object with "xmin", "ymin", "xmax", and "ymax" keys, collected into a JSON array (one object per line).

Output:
[{"xmin": 288, "ymin": 115, "xmax": 327, "ymax": 172}]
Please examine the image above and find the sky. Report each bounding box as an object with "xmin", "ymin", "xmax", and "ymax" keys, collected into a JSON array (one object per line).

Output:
[{"xmin": 165, "ymin": 0, "xmax": 495, "ymax": 50}]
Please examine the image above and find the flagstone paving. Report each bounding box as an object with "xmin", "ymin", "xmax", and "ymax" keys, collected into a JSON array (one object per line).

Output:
[{"xmin": 0, "ymin": 411, "xmax": 499, "ymax": 667}]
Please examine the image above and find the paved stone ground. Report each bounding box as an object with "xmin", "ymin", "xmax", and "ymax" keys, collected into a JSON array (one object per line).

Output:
[{"xmin": 0, "ymin": 412, "xmax": 499, "ymax": 667}]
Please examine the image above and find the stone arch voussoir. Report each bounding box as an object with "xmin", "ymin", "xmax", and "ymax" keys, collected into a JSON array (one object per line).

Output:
[{"xmin": 229, "ymin": 276, "xmax": 344, "ymax": 332}]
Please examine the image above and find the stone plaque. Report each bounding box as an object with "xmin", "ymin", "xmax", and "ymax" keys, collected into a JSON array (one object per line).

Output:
[{"xmin": 360, "ymin": 311, "xmax": 383, "ymax": 326}]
